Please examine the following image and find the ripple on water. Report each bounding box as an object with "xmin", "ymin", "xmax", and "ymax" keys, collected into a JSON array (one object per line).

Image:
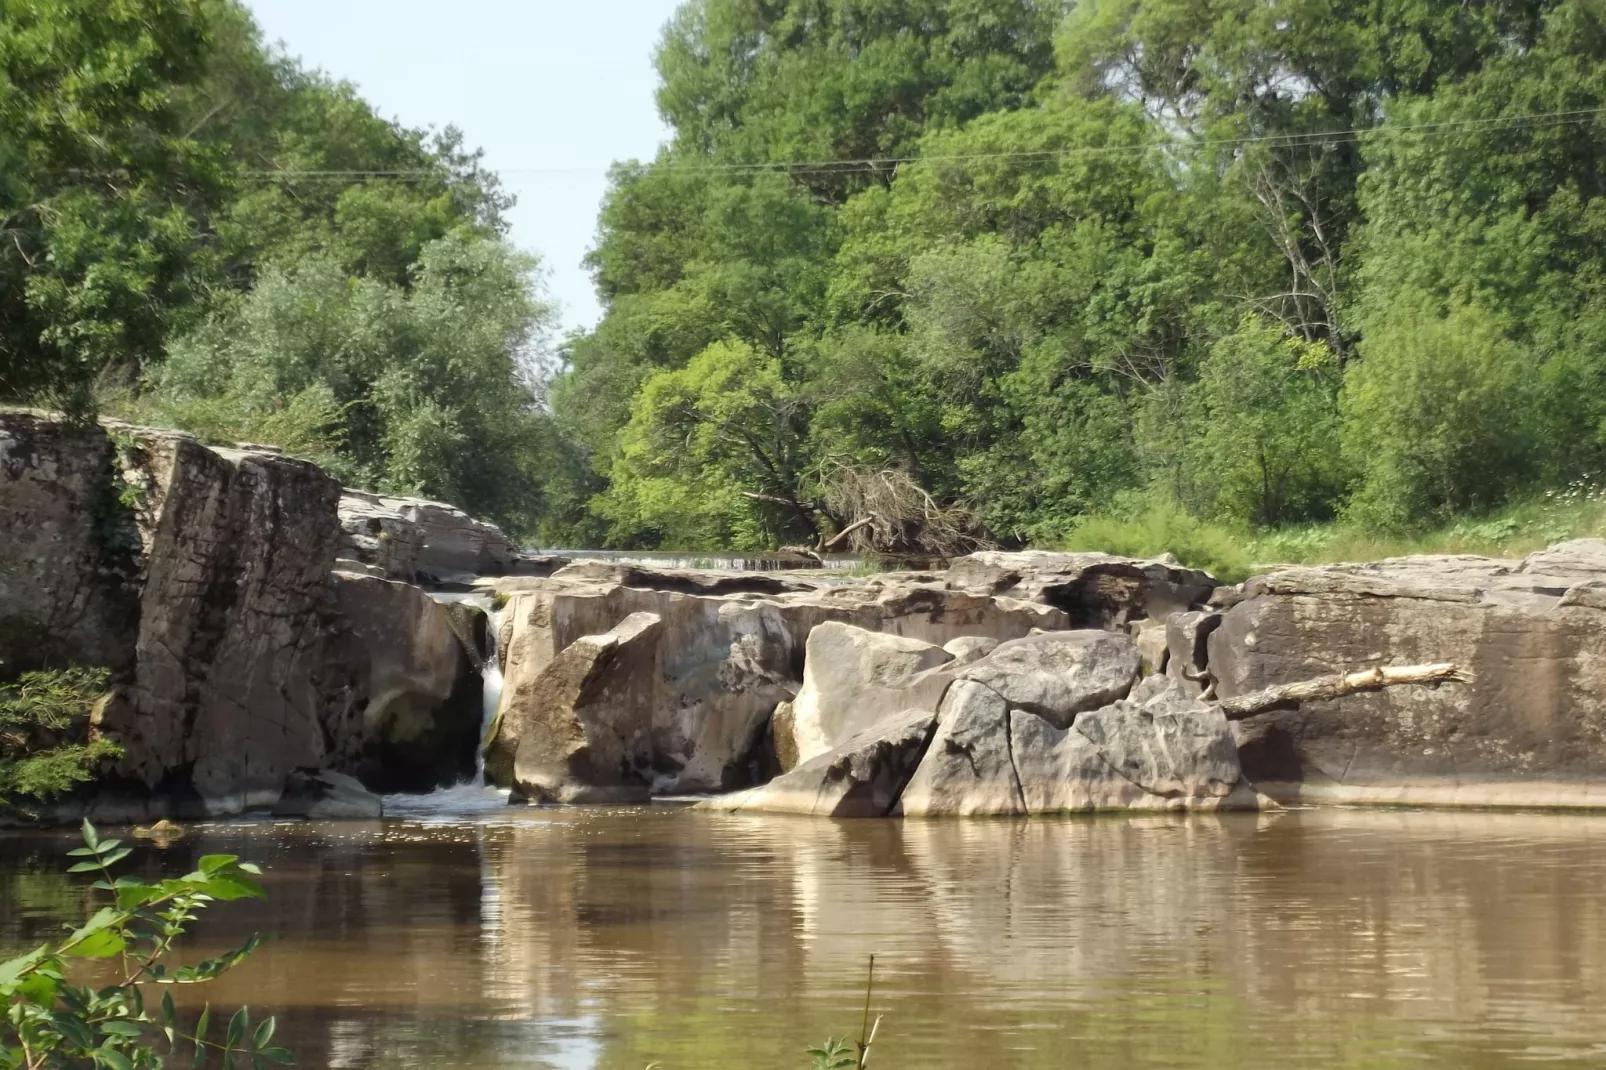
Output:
[{"xmin": 5, "ymin": 807, "xmax": 1606, "ymax": 1069}]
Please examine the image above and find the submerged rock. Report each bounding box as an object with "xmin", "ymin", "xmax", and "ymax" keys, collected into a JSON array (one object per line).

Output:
[
  {"xmin": 701, "ymin": 709, "xmax": 936, "ymax": 818},
  {"xmin": 272, "ymin": 769, "xmax": 384, "ymax": 820}
]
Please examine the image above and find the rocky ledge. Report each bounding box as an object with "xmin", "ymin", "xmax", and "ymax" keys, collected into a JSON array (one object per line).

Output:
[{"xmin": 7, "ymin": 410, "xmax": 1606, "ymax": 818}]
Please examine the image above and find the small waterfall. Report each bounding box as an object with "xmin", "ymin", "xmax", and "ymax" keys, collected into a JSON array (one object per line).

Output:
[
  {"xmin": 385, "ymin": 591, "xmax": 512, "ymax": 819},
  {"xmin": 474, "ymin": 599, "xmax": 506, "ymax": 780}
]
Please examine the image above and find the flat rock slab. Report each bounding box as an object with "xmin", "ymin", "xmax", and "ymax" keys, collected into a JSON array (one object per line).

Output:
[{"xmin": 1212, "ymin": 539, "xmax": 1606, "ymax": 805}]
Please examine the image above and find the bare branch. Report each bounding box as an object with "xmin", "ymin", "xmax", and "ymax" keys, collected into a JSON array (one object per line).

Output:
[{"xmin": 1220, "ymin": 663, "xmax": 1473, "ymax": 720}]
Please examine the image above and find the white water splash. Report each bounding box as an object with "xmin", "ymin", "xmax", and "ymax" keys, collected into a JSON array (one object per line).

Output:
[{"xmin": 389, "ymin": 590, "xmax": 513, "ymax": 817}]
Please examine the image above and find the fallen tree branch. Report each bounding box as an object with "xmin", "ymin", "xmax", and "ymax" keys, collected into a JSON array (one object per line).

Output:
[
  {"xmin": 819, "ymin": 515, "xmax": 876, "ymax": 552},
  {"xmin": 1220, "ymin": 662, "xmax": 1472, "ymax": 720}
]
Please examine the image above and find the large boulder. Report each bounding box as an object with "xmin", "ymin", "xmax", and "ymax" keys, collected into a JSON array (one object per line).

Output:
[
  {"xmin": 483, "ymin": 573, "xmax": 1065, "ymax": 793},
  {"xmin": 1210, "ymin": 542, "xmax": 1606, "ymax": 807},
  {"xmin": 945, "ymin": 550, "xmax": 1218, "ymax": 627},
  {"xmin": 701, "ymin": 709, "xmax": 936, "ymax": 818},
  {"xmin": 782, "ymin": 623, "xmax": 955, "ymax": 769},
  {"xmin": 896, "ymin": 681, "xmax": 1024, "ymax": 816},
  {"xmin": 498, "ymin": 612, "xmax": 663, "ymax": 803},
  {"xmin": 1071, "ymin": 676, "xmax": 1242, "ymax": 801},
  {"xmin": 956, "ymin": 630, "xmax": 1140, "ymax": 727},
  {"xmin": 896, "ymin": 657, "xmax": 1250, "ymax": 816},
  {"xmin": 336, "ymin": 489, "xmax": 552, "ymax": 583},
  {"xmin": 321, "ymin": 572, "xmax": 483, "ymax": 792},
  {"xmin": 101, "ymin": 430, "xmax": 343, "ymax": 811}
]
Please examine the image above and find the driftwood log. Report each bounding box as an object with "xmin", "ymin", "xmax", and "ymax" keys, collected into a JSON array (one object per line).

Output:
[{"xmin": 1219, "ymin": 663, "xmax": 1472, "ymax": 720}]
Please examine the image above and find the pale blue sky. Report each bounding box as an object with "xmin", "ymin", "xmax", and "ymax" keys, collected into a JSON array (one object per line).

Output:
[{"xmin": 245, "ymin": 0, "xmax": 685, "ymax": 336}]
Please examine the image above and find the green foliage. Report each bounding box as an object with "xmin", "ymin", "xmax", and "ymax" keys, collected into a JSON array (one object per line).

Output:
[
  {"xmin": 0, "ymin": 670, "xmax": 120, "ymax": 809},
  {"xmin": 1061, "ymin": 498, "xmax": 1256, "ymax": 583},
  {"xmin": 805, "ymin": 1038, "xmax": 856, "ymax": 1070},
  {"xmin": 1341, "ymin": 300, "xmax": 1538, "ymax": 530},
  {"xmin": 9, "ymin": 0, "xmax": 1606, "ymax": 549},
  {"xmin": 0, "ymin": 821, "xmax": 291, "ymax": 1068},
  {"xmin": 551, "ymin": 0, "xmax": 1606, "ymax": 552},
  {"xmin": 0, "ymin": 0, "xmax": 217, "ymax": 418},
  {"xmin": 141, "ymin": 231, "xmax": 558, "ymax": 534},
  {"xmin": 1184, "ymin": 317, "xmax": 1347, "ymax": 527},
  {"xmin": 603, "ymin": 341, "xmax": 811, "ymax": 548}
]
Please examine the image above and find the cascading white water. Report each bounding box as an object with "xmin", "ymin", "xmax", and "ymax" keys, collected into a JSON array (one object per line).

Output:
[
  {"xmin": 384, "ymin": 591, "xmax": 513, "ymax": 819},
  {"xmin": 473, "ymin": 599, "xmax": 505, "ymax": 780}
]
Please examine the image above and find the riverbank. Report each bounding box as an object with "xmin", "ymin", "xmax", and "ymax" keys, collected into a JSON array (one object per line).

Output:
[
  {"xmin": 1060, "ymin": 493, "xmax": 1606, "ymax": 583},
  {"xmin": 8, "ymin": 409, "xmax": 1606, "ymax": 821}
]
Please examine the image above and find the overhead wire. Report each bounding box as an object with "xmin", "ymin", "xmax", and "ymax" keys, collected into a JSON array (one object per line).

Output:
[{"xmin": 232, "ymin": 103, "xmax": 1606, "ymax": 183}]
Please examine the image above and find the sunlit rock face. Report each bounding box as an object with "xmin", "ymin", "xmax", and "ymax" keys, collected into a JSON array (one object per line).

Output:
[
  {"xmin": 780, "ymin": 622, "xmax": 955, "ymax": 771},
  {"xmin": 335, "ymin": 489, "xmax": 556, "ymax": 584},
  {"xmin": 481, "ymin": 568, "xmax": 1070, "ymax": 794},
  {"xmin": 1210, "ymin": 541, "xmax": 1606, "ymax": 807},
  {"xmin": 945, "ymin": 549, "xmax": 1218, "ymax": 627},
  {"xmin": 322, "ymin": 571, "xmax": 483, "ymax": 794},
  {"xmin": 712, "ymin": 629, "xmax": 1253, "ymax": 818},
  {"xmin": 702, "ymin": 709, "xmax": 937, "ymax": 818},
  {"xmin": 0, "ymin": 414, "xmax": 481, "ymax": 817},
  {"xmin": 501, "ymin": 611, "xmax": 663, "ymax": 804}
]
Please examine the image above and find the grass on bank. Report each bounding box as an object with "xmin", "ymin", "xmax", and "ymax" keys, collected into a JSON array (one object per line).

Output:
[{"xmin": 1059, "ymin": 486, "xmax": 1606, "ymax": 584}]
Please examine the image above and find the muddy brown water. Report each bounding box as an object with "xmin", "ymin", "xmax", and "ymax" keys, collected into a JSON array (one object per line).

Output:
[{"xmin": 3, "ymin": 802, "xmax": 1606, "ymax": 1069}]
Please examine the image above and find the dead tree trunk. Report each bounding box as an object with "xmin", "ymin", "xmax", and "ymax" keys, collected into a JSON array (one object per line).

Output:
[{"xmin": 1219, "ymin": 663, "xmax": 1472, "ymax": 720}]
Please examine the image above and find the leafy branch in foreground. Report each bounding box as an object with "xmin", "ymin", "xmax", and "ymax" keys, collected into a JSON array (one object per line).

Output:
[{"xmin": 0, "ymin": 821, "xmax": 292, "ymax": 1068}]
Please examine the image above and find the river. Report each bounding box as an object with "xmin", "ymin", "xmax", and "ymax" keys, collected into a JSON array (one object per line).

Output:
[{"xmin": 3, "ymin": 804, "xmax": 1605, "ymax": 1069}]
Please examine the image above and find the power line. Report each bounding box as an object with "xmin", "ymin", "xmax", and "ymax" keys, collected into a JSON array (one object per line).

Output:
[{"xmin": 234, "ymin": 104, "xmax": 1606, "ymax": 183}]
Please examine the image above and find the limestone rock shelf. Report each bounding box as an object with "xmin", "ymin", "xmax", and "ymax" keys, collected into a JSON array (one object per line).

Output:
[{"xmin": 10, "ymin": 409, "xmax": 1606, "ymax": 819}]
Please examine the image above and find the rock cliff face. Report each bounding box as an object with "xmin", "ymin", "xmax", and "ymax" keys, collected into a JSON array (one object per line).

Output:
[
  {"xmin": 1210, "ymin": 541, "xmax": 1606, "ymax": 807},
  {"xmin": 320, "ymin": 571, "xmax": 483, "ymax": 794},
  {"xmin": 0, "ymin": 414, "xmax": 140, "ymax": 678},
  {"xmin": 20, "ymin": 411, "xmax": 1606, "ymax": 818},
  {"xmin": 481, "ymin": 568, "xmax": 1073, "ymax": 793},
  {"xmin": 0, "ymin": 414, "xmax": 481, "ymax": 817}
]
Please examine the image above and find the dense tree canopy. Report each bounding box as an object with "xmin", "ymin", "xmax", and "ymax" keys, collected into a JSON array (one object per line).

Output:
[
  {"xmin": 0, "ymin": 0, "xmax": 560, "ymax": 537},
  {"xmin": 5, "ymin": 0, "xmax": 1606, "ymax": 550},
  {"xmin": 550, "ymin": 0, "xmax": 1606, "ymax": 550}
]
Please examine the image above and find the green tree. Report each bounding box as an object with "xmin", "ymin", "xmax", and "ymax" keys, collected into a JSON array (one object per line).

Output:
[
  {"xmin": 0, "ymin": 0, "xmax": 219, "ymax": 415},
  {"xmin": 602, "ymin": 340, "xmax": 814, "ymax": 548},
  {"xmin": 147, "ymin": 230, "xmax": 557, "ymax": 534},
  {"xmin": 1185, "ymin": 316, "xmax": 1346, "ymax": 527}
]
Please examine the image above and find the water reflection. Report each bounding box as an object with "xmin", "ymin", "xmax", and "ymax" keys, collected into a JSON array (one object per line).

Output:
[{"xmin": 3, "ymin": 808, "xmax": 1606, "ymax": 1068}]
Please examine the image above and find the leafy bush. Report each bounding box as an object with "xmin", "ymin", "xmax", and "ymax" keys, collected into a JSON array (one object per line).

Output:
[
  {"xmin": 0, "ymin": 821, "xmax": 291, "ymax": 1068},
  {"xmin": 0, "ymin": 670, "xmax": 120, "ymax": 810}
]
